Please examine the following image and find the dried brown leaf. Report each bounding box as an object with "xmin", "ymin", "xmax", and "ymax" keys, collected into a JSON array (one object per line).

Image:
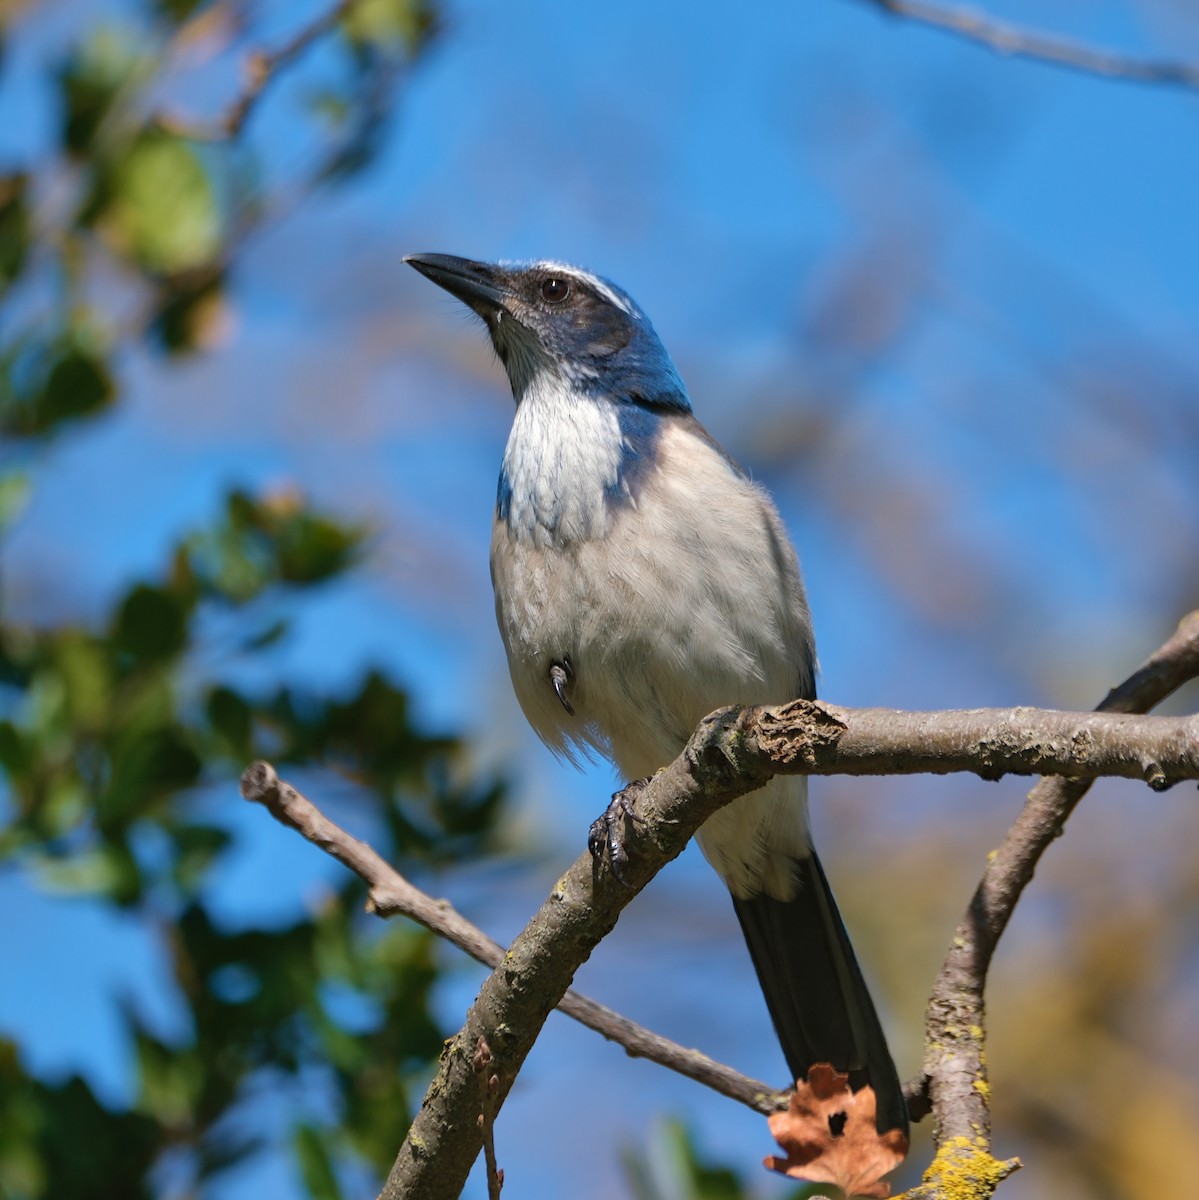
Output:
[{"xmin": 764, "ymin": 1064, "xmax": 909, "ymax": 1198}]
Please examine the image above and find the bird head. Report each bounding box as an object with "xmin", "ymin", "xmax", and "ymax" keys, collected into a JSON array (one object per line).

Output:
[{"xmin": 404, "ymin": 253, "xmax": 690, "ymax": 412}]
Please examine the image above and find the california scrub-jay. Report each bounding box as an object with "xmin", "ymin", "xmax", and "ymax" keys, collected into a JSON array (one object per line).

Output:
[{"xmin": 406, "ymin": 253, "xmax": 906, "ymax": 1135}]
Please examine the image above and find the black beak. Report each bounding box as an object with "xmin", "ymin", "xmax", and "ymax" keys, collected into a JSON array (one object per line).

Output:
[{"xmin": 404, "ymin": 253, "xmax": 508, "ymax": 316}]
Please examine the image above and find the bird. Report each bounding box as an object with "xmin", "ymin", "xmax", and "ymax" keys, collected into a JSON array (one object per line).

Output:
[{"xmin": 405, "ymin": 251, "xmax": 907, "ymax": 1136}]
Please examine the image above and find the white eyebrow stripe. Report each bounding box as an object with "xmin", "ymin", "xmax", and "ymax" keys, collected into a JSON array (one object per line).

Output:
[{"xmin": 531, "ymin": 260, "xmax": 634, "ymax": 315}]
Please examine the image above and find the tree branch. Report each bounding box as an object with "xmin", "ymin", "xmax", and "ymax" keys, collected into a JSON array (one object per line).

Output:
[
  {"xmin": 859, "ymin": 0, "xmax": 1199, "ymax": 90},
  {"xmin": 243, "ymin": 635, "xmax": 1199, "ymax": 1199},
  {"xmin": 905, "ymin": 610, "xmax": 1199, "ymax": 1198},
  {"xmin": 369, "ymin": 706, "xmax": 790, "ymax": 1200},
  {"xmin": 239, "ymin": 760, "xmax": 783, "ymax": 1115},
  {"xmin": 368, "ymin": 693, "xmax": 1198, "ymax": 1197},
  {"xmin": 158, "ymin": 0, "xmax": 369, "ymax": 141},
  {"xmin": 749, "ymin": 702, "xmax": 1199, "ymax": 788}
]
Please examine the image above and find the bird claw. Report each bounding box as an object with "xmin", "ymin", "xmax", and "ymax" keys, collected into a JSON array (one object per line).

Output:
[
  {"xmin": 588, "ymin": 778, "xmax": 651, "ymax": 886},
  {"xmin": 549, "ymin": 658, "xmax": 575, "ymax": 715}
]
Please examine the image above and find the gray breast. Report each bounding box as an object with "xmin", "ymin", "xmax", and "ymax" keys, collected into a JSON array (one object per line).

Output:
[{"xmin": 490, "ymin": 414, "xmax": 815, "ymax": 778}]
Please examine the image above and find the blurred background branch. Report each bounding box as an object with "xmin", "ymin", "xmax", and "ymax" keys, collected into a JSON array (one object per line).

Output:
[
  {"xmin": 859, "ymin": 0, "xmax": 1199, "ymax": 88},
  {"xmin": 158, "ymin": 0, "xmax": 395, "ymax": 141}
]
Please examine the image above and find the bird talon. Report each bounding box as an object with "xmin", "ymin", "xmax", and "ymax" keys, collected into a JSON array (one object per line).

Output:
[
  {"xmin": 549, "ymin": 658, "xmax": 575, "ymax": 715},
  {"xmin": 588, "ymin": 779, "xmax": 651, "ymax": 886},
  {"xmin": 587, "ymin": 816, "xmax": 608, "ymax": 861}
]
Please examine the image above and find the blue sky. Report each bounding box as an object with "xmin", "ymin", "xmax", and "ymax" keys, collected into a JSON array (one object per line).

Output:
[{"xmin": 3, "ymin": 1, "xmax": 1199, "ymax": 1196}]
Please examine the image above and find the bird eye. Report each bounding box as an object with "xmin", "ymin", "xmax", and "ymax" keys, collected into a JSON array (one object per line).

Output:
[{"xmin": 540, "ymin": 277, "xmax": 571, "ymax": 304}]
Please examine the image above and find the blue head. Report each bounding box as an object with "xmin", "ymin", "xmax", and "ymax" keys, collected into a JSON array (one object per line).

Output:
[
  {"xmin": 406, "ymin": 254, "xmax": 697, "ymax": 543},
  {"xmin": 404, "ymin": 254, "xmax": 691, "ymax": 412}
]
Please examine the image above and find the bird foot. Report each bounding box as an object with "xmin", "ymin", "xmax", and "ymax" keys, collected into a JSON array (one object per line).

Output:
[{"xmin": 588, "ymin": 777, "xmax": 651, "ymax": 886}]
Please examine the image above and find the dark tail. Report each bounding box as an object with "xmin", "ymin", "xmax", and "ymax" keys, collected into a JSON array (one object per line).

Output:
[{"xmin": 732, "ymin": 850, "xmax": 908, "ymax": 1136}]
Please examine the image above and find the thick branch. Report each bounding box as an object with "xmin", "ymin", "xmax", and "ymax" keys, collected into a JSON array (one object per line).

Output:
[
  {"xmin": 908, "ymin": 611, "xmax": 1199, "ymax": 1197},
  {"xmin": 860, "ymin": 0, "xmax": 1199, "ymax": 90},
  {"xmin": 374, "ymin": 710, "xmax": 764, "ymax": 1199},
  {"xmin": 239, "ymin": 760, "xmax": 781, "ymax": 1114},
  {"xmin": 749, "ymin": 702, "xmax": 1199, "ymax": 789},
  {"xmin": 245, "ymin": 660, "xmax": 1199, "ymax": 1197},
  {"xmin": 370, "ymin": 695, "xmax": 1198, "ymax": 1198}
]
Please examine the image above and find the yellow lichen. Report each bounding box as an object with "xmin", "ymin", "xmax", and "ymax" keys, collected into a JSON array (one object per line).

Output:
[
  {"xmin": 898, "ymin": 1136, "xmax": 1014, "ymax": 1200},
  {"xmin": 972, "ymin": 1078, "xmax": 991, "ymax": 1100}
]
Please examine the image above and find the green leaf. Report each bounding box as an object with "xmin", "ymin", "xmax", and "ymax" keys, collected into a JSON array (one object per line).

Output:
[
  {"xmin": 0, "ymin": 173, "xmax": 30, "ymax": 292},
  {"xmin": 0, "ymin": 722, "xmax": 27, "ymax": 779},
  {"xmin": 274, "ymin": 508, "xmax": 365, "ymax": 583},
  {"xmin": 113, "ymin": 584, "xmax": 191, "ymax": 663},
  {"xmin": 2, "ymin": 9, "xmax": 507, "ymax": 1199},
  {"xmin": 133, "ymin": 1031, "xmax": 201, "ymax": 1127},
  {"xmin": 168, "ymin": 822, "xmax": 233, "ymax": 892},
  {"xmin": 101, "ymin": 727, "xmax": 203, "ymax": 825},
  {"xmin": 54, "ymin": 632, "xmax": 113, "ymax": 732},
  {"xmin": 206, "ymin": 685, "xmax": 253, "ymax": 756},
  {"xmin": 0, "ymin": 328, "xmax": 117, "ymax": 438},
  {"xmin": 38, "ymin": 841, "xmax": 143, "ymax": 904},
  {"xmin": 294, "ymin": 1124, "xmax": 343, "ymax": 1200},
  {"xmin": 103, "ymin": 133, "xmax": 221, "ymax": 274},
  {"xmin": 57, "ymin": 26, "xmax": 150, "ymax": 156},
  {"xmin": 0, "ymin": 1062, "xmax": 160, "ymax": 1200},
  {"xmin": 43, "ymin": 342, "xmax": 116, "ymax": 425},
  {"xmin": 183, "ymin": 489, "xmax": 366, "ymax": 603},
  {"xmin": 152, "ymin": 0, "xmax": 209, "ymax": 20},
  {"xmin": 0, "ymin": 472, "xmax": 31, "ymax": 533},
  {"xmin": 341, "ymin": 0, "xmax": 439, "ymax": 54}
]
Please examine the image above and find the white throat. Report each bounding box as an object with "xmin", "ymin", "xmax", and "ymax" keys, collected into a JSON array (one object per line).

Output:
[{"xmin": 500, "ymin": 371, "xmax": 624, "ymax": 547}]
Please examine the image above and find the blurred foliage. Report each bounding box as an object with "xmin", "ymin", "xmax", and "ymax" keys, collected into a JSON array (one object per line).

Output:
[
  {"xmin": 0, "ymin": 473, "xmax": 507, "ymax": 1196},
  {"xmin": 0, "ymin": 174, "xmax": 30, "ymax": 291},
  {"xmin": 2, "ymin": 0, "xmax": 438, "ymax": 365},
  {"xmin": 621, "ymin": 1119, "xmax": 823, "ymax": 1200},
  {"xmin": 0, "ymin": 322, "xmax": 117, "ymax": 438},
  {"xmin": 0, "ymin": 2, "xmax": 505, "ymax": 1198},
  {"xmin": 95, "ymin": 131, "xmax": 223, "ymax": 273}
]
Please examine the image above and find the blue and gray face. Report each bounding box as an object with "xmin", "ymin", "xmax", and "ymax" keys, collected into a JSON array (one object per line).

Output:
[{"xmin": 404, "ymin": 253, "xmax": 691, "ymax": 413}]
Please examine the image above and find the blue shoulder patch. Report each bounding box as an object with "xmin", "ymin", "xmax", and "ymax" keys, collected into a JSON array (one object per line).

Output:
[
  {"xmin": 496, "ymin": 467, "xmax": 513, "ymax": 521},
  {"xmin": 604, "ymin": 399, "xmax": 666, "ymax": 510}
]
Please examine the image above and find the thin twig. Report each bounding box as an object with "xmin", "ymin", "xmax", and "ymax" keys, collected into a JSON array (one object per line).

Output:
[
  {"xmin": 905, "ymin": 611, "xmax": 1199, "ymax": 1197},
  {"xmin": 159, "ymin": 0, "xmax": 367, "ymax": 140},
  {"xmin": 473, "ymin": 1038, "xmax": 503, "ymax": 1200},
  {"xmin": 134, "ymin": 16, "xmax": 415, "ymax": 347},
  {"xmin": 239, "ymin": 761, "xmax": 784, "ymax": 1115},
  {"xmin": 860, "ymin": 0, "xmax": 1199, "ymax": 90}
]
